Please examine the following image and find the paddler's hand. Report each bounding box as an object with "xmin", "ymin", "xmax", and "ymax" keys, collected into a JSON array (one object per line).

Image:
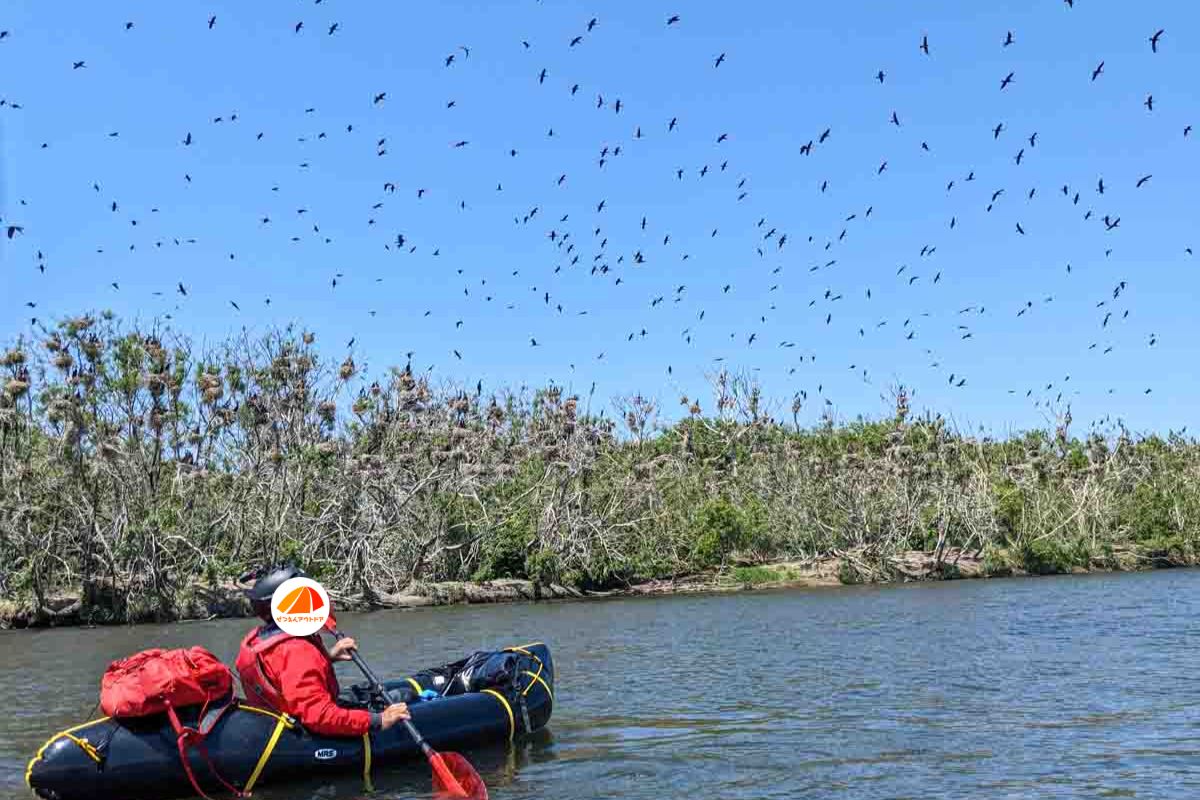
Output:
[
  {"xmin": 379, "ymin": 703, "xmax": 411, "ymax": 730},
  {"xmin": 328, "ymin": 636, "xmax": 358, "ymax": 662}
]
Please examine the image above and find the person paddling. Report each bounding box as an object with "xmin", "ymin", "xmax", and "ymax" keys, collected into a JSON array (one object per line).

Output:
[{"xmin": 235, "ymin": 564, "xmax": 411, "ymax": 736}]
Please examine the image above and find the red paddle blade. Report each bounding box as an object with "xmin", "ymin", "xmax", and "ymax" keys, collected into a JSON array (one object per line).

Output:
[{"xmin": 430, "ymin": 752, "xmax": 487, "ymax": 800}]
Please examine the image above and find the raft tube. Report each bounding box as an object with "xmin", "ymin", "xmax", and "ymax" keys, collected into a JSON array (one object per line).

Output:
[{"xmin": 26, "ymin": 642, "xmax": 553, "ymax": 800}]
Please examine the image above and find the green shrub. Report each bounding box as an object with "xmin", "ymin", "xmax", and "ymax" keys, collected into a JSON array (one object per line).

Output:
[
  {"xmin": 837, "ymin": 559, "xmax": 863, "ymax": 585},
  {"xmin": 1119, "ymin": 483, "xmax": 1176, "ymax": 541},
  {"xmin": 691, "ymin": 497, "xmax": 764, "ymax": 568},
  {"xmin": 993, "ymin": 478, "xmax": 1025, "ymax": 540},
  {"xmin": 1017, "ymin": 538, "xmax": 1090, "ymax": 575},
  {"xmin": 981, "ymin": 547, "xmax": 1014, "ymax": 577},
  {"xmin": 1136, "ymin": 533, "xmax": 1196, "ymax": 566},
  {"xmin": 472, "ymin": 520, "xmax": 531, "ymax": 581},
  {"xmin": 729, "ymin": 566, "xmax": 777, "ymax": 585},
  {"xmin": 525, "ymin": 549, "xmax": 560, "ymax": 585}
]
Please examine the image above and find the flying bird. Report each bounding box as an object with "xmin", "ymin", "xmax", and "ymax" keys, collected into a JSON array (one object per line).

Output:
[{"xmin": 1149, "ymin": 29, "xmax": 1164, "ymax": 52}]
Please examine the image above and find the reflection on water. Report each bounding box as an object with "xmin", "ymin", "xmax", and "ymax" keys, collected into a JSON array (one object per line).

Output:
[{"xmin": 4, "ymin": 569, "xmax": 1200, "ymax": 799}]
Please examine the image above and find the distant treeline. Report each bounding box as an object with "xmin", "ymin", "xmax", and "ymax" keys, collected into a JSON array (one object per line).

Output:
[{"xmin": 1, "ymin": 313, "xmax": 1197, "ymax": 623}]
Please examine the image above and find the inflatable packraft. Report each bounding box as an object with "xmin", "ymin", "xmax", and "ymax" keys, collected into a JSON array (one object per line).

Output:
[{"xmin": 26, "ymin": 642, "xmax": 553, "ymax": 800}]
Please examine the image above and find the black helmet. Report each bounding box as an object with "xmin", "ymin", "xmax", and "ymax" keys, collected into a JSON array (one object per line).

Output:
[{"xmin": 242, "ymin": 563, "xmax": 308, "ymax": 619}]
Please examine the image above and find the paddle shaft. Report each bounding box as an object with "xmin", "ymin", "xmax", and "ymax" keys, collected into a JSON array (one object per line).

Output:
[{"xmin": 332, "ymin": 631, "xmax": 437, "ymax": 757}]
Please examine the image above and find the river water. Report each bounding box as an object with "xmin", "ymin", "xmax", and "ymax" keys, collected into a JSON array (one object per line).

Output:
[{"xmin": 3, "ymin": 570, "xmax": 1200, "ymax": 799}]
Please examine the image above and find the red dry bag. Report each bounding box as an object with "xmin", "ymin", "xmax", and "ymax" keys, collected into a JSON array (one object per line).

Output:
[
  {"xmin": 100, "ymin": 647, "xmax": 243, "ymax": 799},
  {"xmin": 100, "ymin": 647, "xmax": 233, "ymax": 718}
]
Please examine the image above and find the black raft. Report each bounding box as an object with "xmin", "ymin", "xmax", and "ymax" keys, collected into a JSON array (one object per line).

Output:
[{"xmin": 26, "ymin": 642, "xmax": 553, "ymax": 800}]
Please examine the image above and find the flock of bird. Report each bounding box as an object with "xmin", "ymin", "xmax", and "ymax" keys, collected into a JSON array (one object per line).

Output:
[{"xmin": 0, "ymin": 4, "xmax": 1194, "ymax": 432}]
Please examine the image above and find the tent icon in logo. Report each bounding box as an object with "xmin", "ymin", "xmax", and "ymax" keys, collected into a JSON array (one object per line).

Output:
[{"xmin": 275, "ymin": 584, "xmax": 325, "ymax": 615}]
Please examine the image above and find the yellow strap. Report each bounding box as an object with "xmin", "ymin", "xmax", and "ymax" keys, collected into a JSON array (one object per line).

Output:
[
  {"xmin": 26, "ymin": 717, "xmax": 111, "ymax": 787},
  {"xmin": 362, "ymin": 732, "xmax": 374, "ymax": 793},
  {"xmin": 405, "ymin": 677, "xmax": 423, "ymax": 695},
  {"xmin": 238, "ymin": 704, "xmax": 296, "ymax": 729},
  {"xmin": 504, "ymin": 645, "xmax": 543, "ymax": 663},
  {"xmin": 243, "ymin": 715, "xmax": 288, "ymax": 793},
  {"xmin": 521, "ymin": 670, "xmax": 554, "ymax": 702},
  {"xmin": 61, "ymin": 733, "xmax": 102, "ymax": 763},
  {"xmin": 506, "ymin": 644, "xmax": 547, "ymax": 692},
  {"xmin": 481, "ymin": 689, "xmax": 515, "ymax": 744}
]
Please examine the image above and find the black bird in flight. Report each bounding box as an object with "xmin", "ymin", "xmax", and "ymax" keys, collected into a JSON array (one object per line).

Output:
[
  {"xmin": 1144, "ymin": 94, "xmax": 1154, "ymax": 111},
  {"xmin": 1001, "ymin": 71, "xmax": 1014, "ymax": 90},
  {"xmin": 1149, "ymin": 29, "xmax": 1164, "ymax": 52},
  {"xmin": 588, "ymin": 18, "xmax": 597, "ymax": 31},
  {"xmin": 328, "ymin": 23, "xmax": 339, "ymax": 35},
  {"xmin": 667, "ymin": 15, "xmax": 681, "ymax": 25},
  {"xmin": 1136, "ymin": 174, "xmax": 1152, "ymax": 188},
  {"xmin": 1091, "ymin": 61, "xmax": 1104, "ymax": 81},
  {"xmin": 208, "ymin": 15, "xmax": 216, "ymax": 29},
  {"xmin": 920, "ymin": 34, "xmax": 929, "ymax": 55},
  {"xmin": 1003, "ymin": 31, "xmax": 1014, "ymax": 47},
  {"xmin": 876, "ymin": 70, "xmax": 885, "ymax": 83},
  {"xmin": 714, "ymin": 53, "xmax": 726, "ymax": 68}
]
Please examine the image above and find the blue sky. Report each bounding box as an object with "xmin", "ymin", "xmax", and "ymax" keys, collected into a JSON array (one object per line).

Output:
[{"xmin": 0, "ymin": 0, "xmax": 1196, "ymax": 434}]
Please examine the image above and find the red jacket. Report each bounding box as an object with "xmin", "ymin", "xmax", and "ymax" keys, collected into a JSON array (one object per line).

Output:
[{"xmin": 235, "ymin": 625, "xmax": 377, "ymax": 737}]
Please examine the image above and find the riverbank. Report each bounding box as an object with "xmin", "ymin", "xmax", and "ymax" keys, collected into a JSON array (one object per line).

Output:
[
  {"xmin": 5, "ymin": 316, "xmax": 1200, "ymax": 630},
  {"xmin": 4, "ymin": 543, "xmax": 1193, "ymax": 630}
]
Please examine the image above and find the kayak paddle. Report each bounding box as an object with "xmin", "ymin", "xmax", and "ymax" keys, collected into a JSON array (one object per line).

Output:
[{"xmin": 328, "ymin": 628, "xmax": 486, "ymax": 800}]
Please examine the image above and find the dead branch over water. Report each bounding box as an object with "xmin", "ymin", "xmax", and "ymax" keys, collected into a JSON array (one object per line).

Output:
[{"xmin": 1, "ymin": 314, "xmax": 1198, "ymax": 624}]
